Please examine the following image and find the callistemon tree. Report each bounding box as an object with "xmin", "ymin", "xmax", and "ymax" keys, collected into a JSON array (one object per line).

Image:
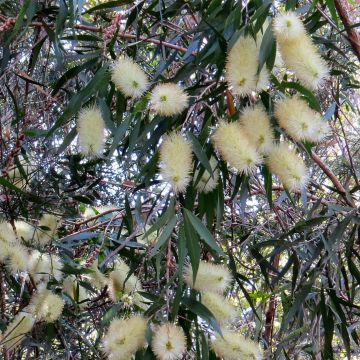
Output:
[{"xmin": 0, "ymin": 1, "xmax": 359, "ymax": 359}]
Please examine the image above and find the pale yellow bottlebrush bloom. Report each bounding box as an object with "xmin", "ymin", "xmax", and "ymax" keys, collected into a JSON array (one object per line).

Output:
[
  {"xmin": 211, "ymin": 329, "xmax": 263, "ymax": 360},
  {"xmin": 28, "ymin": 289, "xmax": 64, "ymax": 323},
  {"xmin": 0, "ymin": 312, "xmax": 35, "ymax": 351},
  {"xmin": 273, "ymin": 11, "xmax": 329, "ymax": 89},
  {"xmin": 194, "ymin": 156, "xmax": 220, "ymax": 193},
  {"xmin": 275, "ymin": 97, "xmax": 330, "ymax": 143},
  {"xmin": 277, "ymin": 35, "xmax": 329, "ymax": 89},
  {"xmin": 159, "ymin": 132, "xmax": 193, "ymax": 193},
  {"xmin": 0, "ymin": 222, "xmax": 17, "ymax": 262},
  {"xmin": 226, "ymin": 36, "xmax": 269, "ymax": 96},
  {"xmin": 77, "ymin": 107, "xmax": 106, "ymax": 156},
  {"xmin": 267, "ymin": 143, "xmax": 309, "ymax": 191},
  {"xmin": 201, "ymin": 292, "xmax": 237, "ymax": 325},
  {"xmin": 7, "ymin": 244, "xmax": 29, "ymax": 273},
  {"xmin": 273, "ymin": 11, "xmax": 306, "ymax": 41},
  {"xmin": 34, "ymin": 214, "xmax": 60, "ymax": 247},
  {"xmin": 107, "ymin": 260, "xmax": 146, "ymax": 307},
  {"xmin": 83, "ymin": 259, "xmax": 107, "ymax": 290},
  {"xmin": 111, "ymin": 57, "xmax": 149, "ymax": 98},
  {"xmin": 150, "ymin": 83, "xmax": 189, "ymax": 116},
  {"xmin": 13, "ymin": 221, "xmax": 35, "ymax": 242},
  {"xmin": 184, "ymin": 260, "xmax": 232, "ymax": 294},
  {"xmin": 212, "ymin": 121, "xmax": 262, "ymax": 175},
  {"xmin": 152, "ymin": 322, "xmax": 186, "ymax": 360},
  {"xmin": 62, "ymin": 275, "xmax": 88, "ymax": 308},
  {"xmin": 239, "ymin": 106, "xmax": 274, "ymax": 154},
  {"xmin": 28, "ymin": 250, "xmax": 63, "ymax": 284},
  {"xmin": 102, "ymin": 315, "xmax": 147, "ymax": 360}
]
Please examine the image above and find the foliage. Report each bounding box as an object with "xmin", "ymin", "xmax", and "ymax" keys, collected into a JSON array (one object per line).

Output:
[{"xmin": 0, "ymin": 0, "xmax": 359, "ymax": 359}]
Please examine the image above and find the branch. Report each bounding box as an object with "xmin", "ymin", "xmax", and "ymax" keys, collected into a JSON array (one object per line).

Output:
[
  {"xmin": 334, "ymin": 0, "xmax": 360, "ymax": 62},
  {"xmin": 0, "ymin": 17, "xmax": 190, "ymax": 54}
]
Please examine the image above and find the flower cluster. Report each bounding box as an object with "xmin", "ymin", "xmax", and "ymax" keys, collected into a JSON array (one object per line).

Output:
[
  {"xmin": 159, "ymin": 132, "xmax": 193, "ymax": 193},
  {"xmin": 152, "ymin": 322, "xmax": 187, "ymax": 360},
  {"xmin": 273, "ymin": 11, "xmax": 329, "ymax": 89},
  {"xmin": 275, "ymin": 96, "xmax": 329, "ymax": 143},
  {"xmin": 77, "ymin": 106, "xmax": 106, "ymax": 157},
  {"xmin": 226, "ymin": 36, "xmax": 269, "ymax": 96},
  {"xmin": 102, "ymin": 315, "xmax": 147, "ymax": 360},
  {"xmin": 267, "ymin": 143, "xmax": 309, "ymax": 191},
  {"xmin": 184, "ymin": 260, "xmax": 261, "ymax": 359}
]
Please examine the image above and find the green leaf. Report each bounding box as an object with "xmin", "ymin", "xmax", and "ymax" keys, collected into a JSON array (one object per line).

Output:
[
  {"xmin": 183, "ymin": 209, "xmax": 224, "ymax": 255},
  {"xmin": 83, "ymin": 0, "xmax": 132, "ymax": 14},
  {"xmin": 143, "ymin": 198, "xmax": 175, "ymax": 238},
  {"xmin": 150, "ymin": 215, "xmax": 177, "ymax": 257},
  {"xmin": 183, "ymin": 216, "xmax": 201, "ymax": 282},
  {"xmin": 187, "ymin": 133, "xmax": 213, "ymax": 176},
  {"xmin": 181, "ymin": 297, "xmax": 222, "ymax": 334},
  {"xmin": 262, "ymin": 165, "xmax": 273, "ymax": 206}
]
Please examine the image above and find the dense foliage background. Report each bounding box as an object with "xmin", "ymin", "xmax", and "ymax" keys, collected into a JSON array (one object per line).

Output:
[{"xmin": 0, "ymin": 0, "xmax": 359, "ymax": 359}]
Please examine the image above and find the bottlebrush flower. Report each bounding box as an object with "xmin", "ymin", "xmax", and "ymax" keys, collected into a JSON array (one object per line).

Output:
[
  {"xmin": 28, "ymin": 250, "xmax": 63, "ymax": 284},
  {"xmin": 275, "ymin": 96, "xmax": 329, "ymax": 142},
  {"xmin": 111, "ymin": 57, "xmax": 149, "ymax": 98},
  {"xmin": 211, "ymin": 329, "xmax": 263, "ymax": 360},
  {"xmin": 7, "ymin": 245, "xmax": 29, "ymax": 273},
  {"xmin": 202, "ymin": 292, "xmax": 237, "ymax": 324},
  {"xmin": 267, "ymin": 143, "xmax": 309, "ymax": 191},
  {"xmin": 150, "ymin": 83, "xmax": 189, "ymax": 116},
  {"xmin": 152, "ymin": 322, "xmax": 186, "ymax": 360},
  {"xmin": 239, "ymin": 106, "xmax": 274, "ymax": 154},
  {"xmin": 273, "ymin": 11, "xmax": 329, "ymax": 89},
  {"xmin": 62, "ymin": 275, "xmax": 88, "ymax": 307},
  {"xmin": 35, "ymin": 214, "xmax": 60, "ymax": 247},
  {"xmin": 226, "ymin": 36, "xmax": 269, "ymax": 96},
  {"xmin": 273, "ymin": 11, "xmax": 306, "ymax": 41},
  {"xmin": 194, "ymin": 156, "xmax": 219, "ymax": 193},
  {"xmin": 13, "ymin": 221, "xmax": 35, "ymax": 242},
  {"xmin": 277, "ymin": 36, "xmax": 329, "ymax": 89},
  {"xmin": 184, "ymin": 260, "xmax": 232, "ymax": 294},
  {"xmin": 159, "ymin": 132, "xmax": 193, "ymax": 193},
  {"xmin": 0, "ymin": 222, "xmax": 17, "ymax": 262},
  {"xmin": 102, "ymin": 315, "xmax": 147, "ymax": 360},
  {"xmin": 212, "ymin": 121, "xmax": 262, "ymax": 174},
  {"xmin": 0, "ymin": 311, "xmax": 35, "ymax": 351},
  {"xmin": 107, "ymin": 259, "xmax": 143, "ymax": 302},
  {"xmin": 29, "ymin": 289, "xmax": 64, "ymax": 323},
  {"xmin": 77, "ymin": 107, "xmax": 105, "ymax": 156},
  {"xmin": 83, "ymin": 259, "xmax": 107, "ymax": 290}
]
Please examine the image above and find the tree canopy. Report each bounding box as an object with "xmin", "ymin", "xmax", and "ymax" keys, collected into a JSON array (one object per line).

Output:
[{"xmin": 0, "ymin": 0, "xmax": 359, "ymax": 359}]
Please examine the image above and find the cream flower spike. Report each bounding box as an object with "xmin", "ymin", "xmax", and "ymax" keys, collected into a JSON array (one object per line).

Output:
[
  {"xmin": 111, "ymin": 57, "xmax": 149, "ymax": 99},
  {"xmin": 226, "ymin": 35, "xmax": 269, "ymax": 96},
  {"xmin": 152, "ymin": 322, "xmax": 187, "ymax": 360},
  {"xmin": 239, "ymin": 106, "xmax": 274, "ymax": 154},
  {"xmin": 77, "ymin": 106, "xmax": 106, "ymax": 157},
  {"xmin": 267, "ymin": 143, "xmax": 309, "ymax": 191},
  {"xmin": 273, "ymin": 11, "xmax": 329, "ymax": 89},
  {"xmin": 275, "ymin": 96, "xmax": 330, "ymax": 143},
  {"xmin": 29, "ymin": 289, "xmax": 64, "ymax": 323},
  {"xmin": 102, "ymin": 315, "xmax": 147, "ymax": 360},
  {"xmin": 0, "ymin": 311, "xmax": 35, "ymax": 351},
  {"xmin": 202, "ymin": 292, "xmax": 237, "ymax": 325},
  {"xmin": 273, "ymin": 11, "xmax": 306, "ymax": 41},
  {"xmin": 194, "ymin": 156, "xmax": 219, "ymax": 193},
  {"xmin": 211, "ymin": 329, "xmax": 263, "ymax": 360},
  {"xmin": 184, "ymin": 260, "xmax": 232, "ymax": 293},
  {"xmin": 150, "ymin": 83, "xmax": 189, "ymax": 116},
  {"xmin": 159, "ymin": 132, "xmax": 193, "ymax": 193},
  {"xmin": 212, "ymin": 121, "xmax": 262, "ymax": 174}
]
